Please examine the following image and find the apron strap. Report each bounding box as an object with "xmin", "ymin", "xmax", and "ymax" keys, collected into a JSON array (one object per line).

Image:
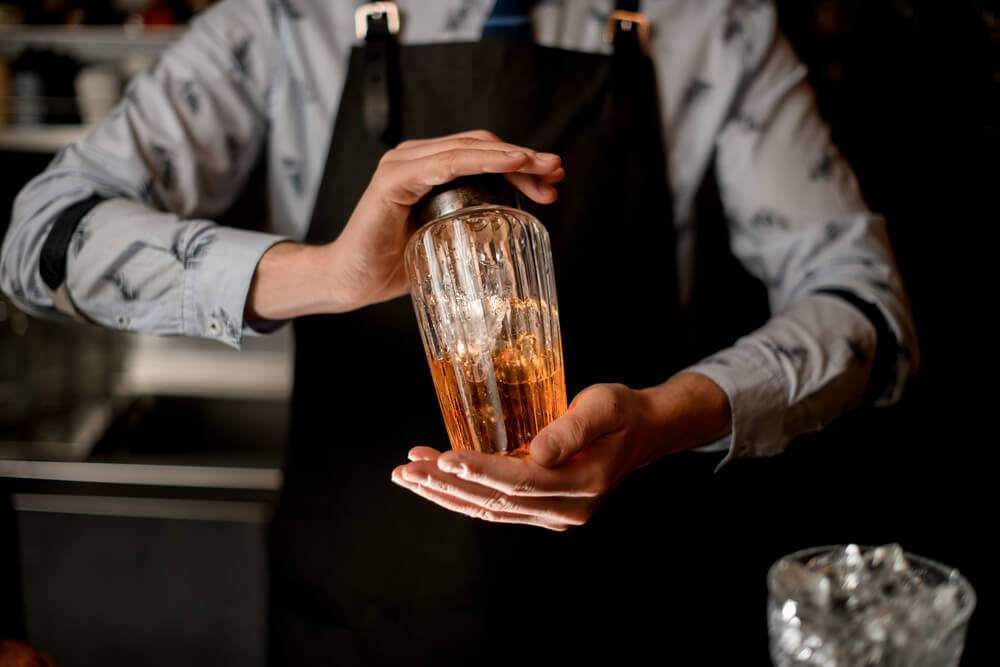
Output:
[
  {"xmin": 356, "ymin": 2, "xmax": 401, "ymax": 145},
  {"xmin": 607, "ymin": 0, "xmax": 649, "ymax": 55},
  {"xmin": 605, "ymin": 1, "xmax": 652, "ymax": 134},
  {"xmin": 355, "ymin": 0, "xmax": 651, "ymax": 145}
]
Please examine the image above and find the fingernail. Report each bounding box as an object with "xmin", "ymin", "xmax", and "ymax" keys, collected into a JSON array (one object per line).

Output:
[
  {"xmin": 536, "ymin": 152, "xmax": 559, "ymax": 161},
  {"xmin": 506, "ymin": 150, "xmax": 525, "ymax": 158}
]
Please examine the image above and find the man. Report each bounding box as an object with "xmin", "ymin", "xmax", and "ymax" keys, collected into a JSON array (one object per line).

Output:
[{"xmin": 2, "ymin": 1, "xmax": 917, "ymax": 663}]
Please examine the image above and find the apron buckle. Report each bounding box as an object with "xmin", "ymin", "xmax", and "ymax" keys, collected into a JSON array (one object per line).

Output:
[
  {"xmin": 604, "ymin": 10, "xmax": 650, "ymax": 54},
  {"xmin": 355, "ymin": 2, "xmax": 401, "ymax": 40}
]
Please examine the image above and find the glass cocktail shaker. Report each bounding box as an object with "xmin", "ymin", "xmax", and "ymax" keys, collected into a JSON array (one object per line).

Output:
[{"xmin": 405, "ymin": 176, "xmax": 566, "ymax": 456}]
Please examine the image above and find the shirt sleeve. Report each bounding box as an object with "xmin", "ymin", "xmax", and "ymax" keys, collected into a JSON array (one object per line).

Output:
[
  {"xmin": 684, "ymin": 27, "xmax": 920, "ymax": 464},
  {"xmin": 0, "ymin": 0, "xmax": 287, "ymax": 348}
]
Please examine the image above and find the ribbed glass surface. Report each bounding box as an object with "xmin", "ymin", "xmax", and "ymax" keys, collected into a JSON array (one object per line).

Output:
[{"xmin": 405, "ymin": 205, "xmax": 566, "ymax": 455}]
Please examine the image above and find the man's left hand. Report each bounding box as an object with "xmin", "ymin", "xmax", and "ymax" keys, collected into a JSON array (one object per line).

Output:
[{"xmin": 391, "ymin": 373, "xmax": 732, "ymax": 530}]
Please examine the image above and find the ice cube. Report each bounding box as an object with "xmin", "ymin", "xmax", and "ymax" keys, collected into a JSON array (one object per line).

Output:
[
  {"xmin": 771, "ymin": 560, "xmax": 833, "ymax": 610},
  {"xmin": 871, "ymin": 543, "xmax": 909, "ymax": 575},
  {"xmin": 931, "ymin": 583, "xmax": 960, "ymax": 620},
  {"xmin": 844, "ymin": 544, "xmax": 862, "ymax": 568}
]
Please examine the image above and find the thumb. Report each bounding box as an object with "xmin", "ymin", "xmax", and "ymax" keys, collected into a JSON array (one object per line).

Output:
[{"xmin": 529, "ymin": 384, "xmax": 626, "ymax": 467}]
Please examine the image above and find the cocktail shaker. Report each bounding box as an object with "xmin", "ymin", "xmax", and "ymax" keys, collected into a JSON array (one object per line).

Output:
[{"xmin": 405, "ymin": 176, "xmax": 566, "ymax": 456}]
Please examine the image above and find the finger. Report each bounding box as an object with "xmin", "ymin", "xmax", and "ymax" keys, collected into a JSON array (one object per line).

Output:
[
  {"xmin": 401, "ymin": 460, "xmax": 592, "ymax": 526},
  {"xmin": 435, "ymin": 449, "xmax": 597, "ymax": 497},
  {"xmin": 408, "ymin": 446, "xmax": 441, "ymax": 461},
  {"xmin": 380, "ymin": 149, "xmax": 530, "ymax": 205},
  {"xmin": 391, "ymin": 468, "xmax": 569, "ymax": 531},
  {"xmin": 540, "ymin": 166, "xmax": 566, "ymax": 185},
  {"xmin": 392, "ymin": 133, "xmax": 563, "ymax": 179},
  {"xmin": 510, "ymin": 151, "xmax": 561, "ymax": 175},
  {"xmin": 387, "ymin": 150, "xmax": 562, "ymax": 204},
  {"xmin": 394, "ymin": 129, "xmax": 503, "ymax": 151},
  {"xmin": 387, "ymin": 139, "xmax": 562, "ymax": 180},
  {"xmin": 504, "ymin": 172, "xmax": 558, "ymax": 204},
  {"xmin": 390, "ymin": 135, "xmax": 541, "ymax": 161},
  {"xmin": 531, "ymin": 384, "xmax": 628, "ymax": 467}
]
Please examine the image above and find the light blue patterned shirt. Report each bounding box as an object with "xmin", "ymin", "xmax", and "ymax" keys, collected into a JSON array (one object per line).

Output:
[{"xmin": 0, "ymin": 0, "xmax": 919, "ymax": 462}]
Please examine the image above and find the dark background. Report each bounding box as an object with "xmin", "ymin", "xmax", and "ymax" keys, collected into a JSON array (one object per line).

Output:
[
  {"xmin": 751, "ymin": 1, "xmax": 997, "ymax": 664},
  {"xmin": 1, "ymin": 0, "xmax": 997, "ymax": 664}
]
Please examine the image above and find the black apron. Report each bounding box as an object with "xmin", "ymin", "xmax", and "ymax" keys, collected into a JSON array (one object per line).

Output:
[{"xmin": 268, "ymin": 7, "xmax": 767, "ymax": 666}]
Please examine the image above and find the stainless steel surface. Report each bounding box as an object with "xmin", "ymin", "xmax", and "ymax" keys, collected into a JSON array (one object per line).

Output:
[
  {"xmin": 1, "ymin": 292, "xmax": 128, "ymax": 459},
  {"xmin": 118, "ymin": 327, "xmax": 294, "ymax": 400},
  {"xmin": 0, "ymin": 399, "xmax": 117, "ymax": 460},
  {"xmin": 13, "ymin": 493, "xmax": 271, "ymax": 523},
  {"xmin": 0, "ymin": 460, "xmax": 281, "ymax": 489},
  {"xmin": 413, "ymin": 175, "xmax": 519, "ymax": 227},
  {"xmin": 17, "ymin": 497, "xmax": 268, "ymax": 667},
  {"xmin": 1, "ymin": 292, "xmax": 293, "ymax": 461}
]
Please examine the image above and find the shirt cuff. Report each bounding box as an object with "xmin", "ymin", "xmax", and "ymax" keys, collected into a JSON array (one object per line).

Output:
[
  {"xmin": 180, "ymin": 225, "xmax": 289, "ymax": 348},
  {"xmin": 682, "ymin": 294, "xmax": 878, "ymax": 471},
  {"xmin": 684, "ymin": 344, "xmax": 789, "ymax": 470},
  {"xmin": 245, "ymin": 317, "xmax": 290, "ymax": 336}
]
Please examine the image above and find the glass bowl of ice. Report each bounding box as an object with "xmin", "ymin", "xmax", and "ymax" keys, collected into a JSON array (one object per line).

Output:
[{"xmin": 766, "ymin": 544, "xmax": 976, "ymax": 667}]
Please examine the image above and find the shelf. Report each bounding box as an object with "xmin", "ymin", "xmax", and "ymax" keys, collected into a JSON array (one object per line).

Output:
[
  {"xmin": 118, "ymin": 328, "xmax": 294, "ymax": 402},
  {"xmin": 0, "ymin": 123, "xmax": 91, "ymax": 152},
  {"xmin": 0, "ymin": 399, "xmax": 117, "ymax": 462},
  {"xmin": 0, "ymin": 461, "xmax": 282, "ymax": 490},
  {"xmin": 0, "ymin": 25, "xmax": 184, "ymax": 63}
]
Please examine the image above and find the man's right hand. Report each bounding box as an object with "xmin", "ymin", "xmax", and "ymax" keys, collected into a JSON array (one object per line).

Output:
[{"xmin": 245, "ymin": 130, "xmax": 564, "ymax": 322}]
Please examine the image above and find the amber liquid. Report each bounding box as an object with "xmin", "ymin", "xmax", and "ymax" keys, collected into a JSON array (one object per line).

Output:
[{"xmin": 429, "ymin": 350, "xmax": 567, "ymax": 456}]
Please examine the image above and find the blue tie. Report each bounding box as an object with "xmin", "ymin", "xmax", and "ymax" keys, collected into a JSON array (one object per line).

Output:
[{"xmin": 482, "ymin": 0, "xmax": 533, "ymax": 41}]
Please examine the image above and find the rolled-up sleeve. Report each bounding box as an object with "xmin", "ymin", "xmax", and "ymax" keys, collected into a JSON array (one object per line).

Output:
[
  {"xmin": 0, "ymin": 0, "xmax": 287, "ymax": 348},
  {"xmin": 685, "ymin": 28, "xmax": 920, "ymax": 463}
]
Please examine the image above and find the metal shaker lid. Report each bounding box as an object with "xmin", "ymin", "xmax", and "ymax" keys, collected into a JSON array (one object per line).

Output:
[{"xmin": 413, "ymin": 175, "xmax": 520, "ymax": 227}]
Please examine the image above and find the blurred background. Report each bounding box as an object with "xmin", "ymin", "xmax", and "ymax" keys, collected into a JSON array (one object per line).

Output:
[
  {"xmin": 0, "ymin": 1, "xmax": 997, "ymax": 665},
  {"xmin": 0, "ymin": 3, "xmax": 286, "ymax": 665}
]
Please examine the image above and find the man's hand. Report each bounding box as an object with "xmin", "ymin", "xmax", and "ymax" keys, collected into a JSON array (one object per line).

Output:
[
  {"xmin": 246, "ymin": 130, "xmax": 564, "ymax": 321},
  {"xmin": 391, "ymin": 372, "xmax": 732, "ymax": 531}
]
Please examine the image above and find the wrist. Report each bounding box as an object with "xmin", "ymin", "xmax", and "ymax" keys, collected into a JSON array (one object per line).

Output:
[
  {"xmin": 634, "ymin": 372, "xmax": 732, "ymax": 466},
  {"xmin": 246, "ymin": 241, "xmax": 347, "ymax": 320},
  {"xmin": 321, "ymin": 236, "xmax": 372, "ymax": 313}
]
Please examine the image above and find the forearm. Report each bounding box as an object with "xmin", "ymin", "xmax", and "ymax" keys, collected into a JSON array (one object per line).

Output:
[
  {"xmin": 2, "ymin": 0, "xmax": 277, "ymax": 336},
  {"xmin": 634, "ymin": 371, "xmax": 732, "ymax": 469},
  {"xmin": 245, "ymin": 233, "xmax": 414, "ymax": 321},
  {"xmin": 704, "ymin": 28, "xmax": 918, "ymax": 462},
  {"xmin": 685, "ymin": 292, "xmax": 885, "ymax": 463},
  {"xmin": 64, "ymin": 199, "xmax": 286, "ymax": 344},
  {"xmin": 244, "ymin": 241, "xmax": 339, "ymax": 321}
]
